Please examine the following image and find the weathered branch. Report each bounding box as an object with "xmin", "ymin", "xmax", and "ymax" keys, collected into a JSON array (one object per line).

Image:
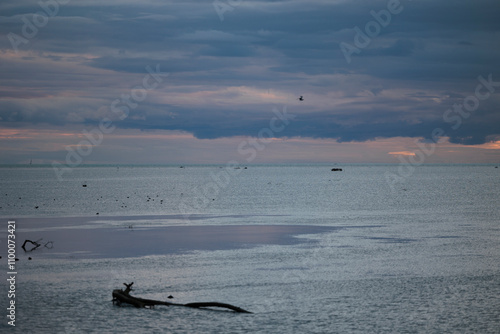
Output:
[
  {"xmin": 22, "ymin": 239, "xmax": 54, "ymax": 252},
  {"xmin": 123, "ymin": 282, "xmax": 134, "ymax": 294},
  {"xmin": 22, "ymin": 239, "xmax": 41, "ymax": 252},
  {"xmin": 112, "ymin": 282, "xmax": 252, "ymax": 313},
  {"xmin": 184, "ymin": 302, "xmax": 252, "ymax": 313}
]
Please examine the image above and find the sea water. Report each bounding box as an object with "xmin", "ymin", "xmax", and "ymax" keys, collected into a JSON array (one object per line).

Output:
[{"xmin": 0, "ymin": 164, "xmax": 499, "ymax": 333}]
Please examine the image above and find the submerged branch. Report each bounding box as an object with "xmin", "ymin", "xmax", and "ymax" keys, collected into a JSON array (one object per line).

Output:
[
  {"xmin": 112, "ymin": 282, "xmax": 252, "ymax": 313},
  {"xmin": 22, "ymin": 239, "xmax": 54, "ymax": 252}
]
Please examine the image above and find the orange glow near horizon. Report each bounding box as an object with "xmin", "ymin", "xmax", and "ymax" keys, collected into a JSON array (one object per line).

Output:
[
  {"xmin": 1, "ymin": 128, "xmax": 499, "ymax": 164},
  {"xmin": 388, "ymin": 151, "xmax": 417, "ymax": 156},
  {"xmin": 472, "ymin": 141, "xmax": 500, "ymax": 150}
]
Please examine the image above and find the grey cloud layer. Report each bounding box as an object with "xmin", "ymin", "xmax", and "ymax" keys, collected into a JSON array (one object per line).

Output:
[{"xmin": 1, "ymin": 0, "xmax": 499, "ymax": 144}]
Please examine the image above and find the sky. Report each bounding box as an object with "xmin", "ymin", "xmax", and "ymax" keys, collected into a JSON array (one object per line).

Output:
[{"xmin": 0, "ymin": 0, "xmax": 499, "ymax": 165}]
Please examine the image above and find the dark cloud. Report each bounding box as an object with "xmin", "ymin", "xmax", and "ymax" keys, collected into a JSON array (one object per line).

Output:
[
  {"xmin": 360, "ymin": 39, "xmax": 416, "ymax": 57},
  {"xmin": 0, "ymin": 0, "xmax": 499, "ymax": 149}
]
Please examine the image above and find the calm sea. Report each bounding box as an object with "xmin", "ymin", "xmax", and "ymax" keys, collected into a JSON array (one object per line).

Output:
[{"xmin": 0, "ymin": 164, "xmax": 499, "ymax": 333}]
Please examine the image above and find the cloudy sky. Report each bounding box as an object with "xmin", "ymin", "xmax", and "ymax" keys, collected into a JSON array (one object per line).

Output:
[{"xmin": 1, "ymin": 0, "xmax": 499, "ymax": 165}]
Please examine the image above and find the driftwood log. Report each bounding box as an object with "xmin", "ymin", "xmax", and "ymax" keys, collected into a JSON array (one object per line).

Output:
[
  {"xmin": 112, "ymin": 282, "xmax": 252, "ymax": 313},
  {"xmin": 22, "ymin": 239, "xmax": 53, "ymax": 252}
]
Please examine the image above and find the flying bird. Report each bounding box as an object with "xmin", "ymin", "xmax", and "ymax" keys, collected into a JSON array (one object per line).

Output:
[{"xmin": 298, "ymin": 96, "xmax": 304, "ymax": 101}]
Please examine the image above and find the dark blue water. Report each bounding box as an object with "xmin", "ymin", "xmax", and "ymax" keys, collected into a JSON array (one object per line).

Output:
[{"xmin": 0, "ymin": 165, "xmax": 499, "ymax": 333}]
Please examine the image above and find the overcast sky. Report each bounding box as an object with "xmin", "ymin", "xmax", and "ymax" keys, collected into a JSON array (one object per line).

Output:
[{"xmin": 1, "ymin": 0, "xmax": 499, "ymax": 164}]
